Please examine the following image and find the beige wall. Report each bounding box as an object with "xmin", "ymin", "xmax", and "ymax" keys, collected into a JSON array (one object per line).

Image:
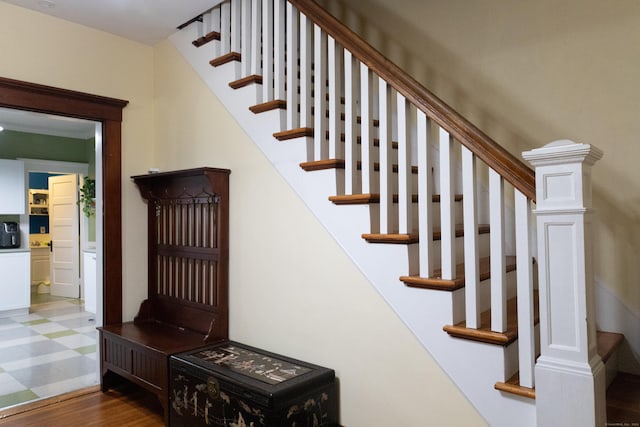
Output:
[
  {"xmin": 327, "ymin": 0, "xmax": 640, "ymax": 317},
  {"xmin": 153, "ymin": 40, "xmax": 485, "ymax": 426},
  {"xmin": 0, "ymin": 2, "xmax": 153, "ymax": 321}
]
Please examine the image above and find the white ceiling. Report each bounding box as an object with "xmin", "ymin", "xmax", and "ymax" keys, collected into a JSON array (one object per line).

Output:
[
  {"xmin": 0, "ymin": 107, "xmax": 96, "ymax": 139},
  {"xmin": 1, "ymin": 0, "xmax": 219, "ymax": 46},
  {"xmin": 0, "ymin": 0, "xmax": 220, "ymax": 138}
]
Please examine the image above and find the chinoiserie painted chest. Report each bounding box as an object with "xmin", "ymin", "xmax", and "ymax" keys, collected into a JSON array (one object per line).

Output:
[{"xmin": 169, "ymin": 341, "xmax": 338, "ymax": 427}]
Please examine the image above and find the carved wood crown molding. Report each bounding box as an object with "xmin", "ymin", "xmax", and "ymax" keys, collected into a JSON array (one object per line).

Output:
[{"xmin": 0, "ymin": 76, "xmax": 128, "ymax": 122}]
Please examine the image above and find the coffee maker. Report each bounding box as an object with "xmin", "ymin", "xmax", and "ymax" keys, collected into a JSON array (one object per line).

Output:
[{"xmin": 0, "ymin": 222, "xmax": 21, "ymax": 248}]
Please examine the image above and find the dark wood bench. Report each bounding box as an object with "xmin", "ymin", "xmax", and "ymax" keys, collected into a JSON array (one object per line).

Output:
[{"xmin": 98, "ymin": 167, "xmax": 230, "ymax": 426}]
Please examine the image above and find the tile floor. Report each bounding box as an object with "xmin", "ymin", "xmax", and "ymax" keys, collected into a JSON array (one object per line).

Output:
[{"xmin": 0, "ymin": 294, "xmax": 98, "ymax": 410}]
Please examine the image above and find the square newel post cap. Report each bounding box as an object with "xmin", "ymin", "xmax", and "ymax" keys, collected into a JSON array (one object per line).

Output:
[
  {"xmin": 522, "ymin": 139, "xmax": 603, "ymax": 167},
  {"xmin": 522, "ymin": 140, "xmax": 603, "ymax": 210}
]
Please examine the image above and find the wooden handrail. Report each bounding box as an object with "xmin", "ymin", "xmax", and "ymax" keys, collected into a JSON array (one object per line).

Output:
[{"xmin": 289, "ymin": 0, "xmax": 536, "ymax": 201}]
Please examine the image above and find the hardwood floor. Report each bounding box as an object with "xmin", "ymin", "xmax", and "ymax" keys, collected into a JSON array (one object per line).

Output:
[
  {"xmin": 0, "ymin": 383, "xmax": 162, "ymax": 426},
  {"xmin": 0, "ymin": 373, "xmax": 637, "ymax": 426},
  {"xmin": 607, "ymin": 373, "xmax": 640, "ymax": 425}
]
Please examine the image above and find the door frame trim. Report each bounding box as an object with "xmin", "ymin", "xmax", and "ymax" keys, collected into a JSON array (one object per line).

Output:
[{"xmin": 0, "ymin": 76, "xmax": 129, "ymax": 324}]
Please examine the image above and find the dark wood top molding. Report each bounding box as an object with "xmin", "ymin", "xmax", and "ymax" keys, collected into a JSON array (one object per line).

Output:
[
  {"xmin": 0, "ymin": 76, "xmax": 128, "ymax": 122},
  {"xmin": 289, "ymin": 0, "xmax": 535, "ymax": 201}
]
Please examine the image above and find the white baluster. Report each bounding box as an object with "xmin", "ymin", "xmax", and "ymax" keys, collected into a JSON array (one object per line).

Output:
[
  {"xmin": 378, "ymin": 78, "xmax": 393, "ymax": 234},
  {"xmin": 262, "ymin": 0, "xmax": 274, "ymax": 102},
  {"xmin": 221, "ymin": 1, "xmax": 231, "ymax": 55},
  {"xmin": 231, "ymin": 0, "xmax": 242, "ymax": 78},
  {"xmin": 313, "ymin": 24, "xmax": 327, "ymax": 160},
  {"xmin": 273, "ymin": 0, "xmax": 285, "ymax": 101},
  {"xmin": 515, "ymin": 190, "xmax": 535, "ymax": 388},
  {"xmin": 360, "ymin": 63, "xmax": 373, "ymax": 194},
  {"xmin": 439, "ymin": 128, "xmax": 456, "ymax": 280},
  {"xmin": 212, "ymin": 7, "xmax": 222, "ymax": 58},
  {"xmin": 195, "ymin": 13, "xmax": 205, "ymax": 39},
  {"xmin": 202, "ymin": 10, "xmax": 212, "ymax": 37},
  {"xmin": 397, "ymin": 94, "xmax": 412, "ymax": 234},
  {"xmin": 241, "ymin": 0, "xmax": 252, "ymax": 77},
  {"xmin": 489, "ymin": 169, "xmax": 506, "ymax": 332},
  {"xmin": 417, "ymin": 111, "xmax": 434, "ymax": 277},
  {"xmin": 231, "ymin": 0, "xmax": 241, "ymax": 53},
  {"xmin": 462, "ymin": 146, "xmax": 480, "ymax": 328},
  {"xmin": 299, "ymin": 12, "xmax": 313, "ymax": 130},
  {"xmin": 286, "ymin": 2, "xmax": 299, "ymax": 130},
  {"xmin": 328, "ymin": 36, "xmax": 342, "ymax": 160},
  {"xmin": 344, "ymin": 50, "xmax": 359, "ymax": 194},
  {"xmin": 250, "ymin": 0, "xmax": 261, "ymax": 77}
]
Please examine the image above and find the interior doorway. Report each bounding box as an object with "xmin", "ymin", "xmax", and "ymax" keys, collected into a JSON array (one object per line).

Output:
[
  {"xmin": 0, "ymin": 76, "xmax": 127, "ymax": 326},
  {"xmin": 0, "ymin": 76, "xmax": 127, "ymax": 410},
  {"xmin": 24, "ymin": 160, "xmax": 93, "ymax": 308}
]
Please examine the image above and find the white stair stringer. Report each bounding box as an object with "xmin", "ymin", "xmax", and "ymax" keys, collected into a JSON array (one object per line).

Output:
[{"xmin": 170, "ymin": 25, "xmax": 536, "ymax": 427}]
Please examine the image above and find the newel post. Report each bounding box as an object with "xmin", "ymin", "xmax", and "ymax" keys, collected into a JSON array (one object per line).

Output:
[{"xmin": 523, "ymin": 140, "xmax": 605, "ymax": 426}]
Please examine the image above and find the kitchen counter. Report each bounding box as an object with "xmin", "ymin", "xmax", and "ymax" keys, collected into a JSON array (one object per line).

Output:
[
  {"xmin": 0, "ymin": 247, "xmax": 30, "ymax": 253},
  {"xmin": 0, "ymin": 250, "xmax": 30, "ymax": 317}
]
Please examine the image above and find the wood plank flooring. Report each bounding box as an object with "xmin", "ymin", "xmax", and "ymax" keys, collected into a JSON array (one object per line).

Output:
[
  {"xmin": 606, "ymin": 373, "xmax": 640, "ymax": 425},
  {"xmin": 0, "ymin": 373, "xmax": 637, "ymax": 425},
  {"xmin": 0, "ymin": 383, "xmax": 162, "ymax": 426}
]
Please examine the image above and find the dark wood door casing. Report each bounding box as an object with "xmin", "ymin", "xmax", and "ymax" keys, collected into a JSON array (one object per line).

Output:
[{"xmin": 0, "ymin": 76, "xmax": 129, "ymax": 325}]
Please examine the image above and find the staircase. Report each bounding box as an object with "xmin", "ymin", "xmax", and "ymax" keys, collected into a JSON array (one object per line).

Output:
[{"xmin": 169, "ymin": 1, "xmax": 636, "ymax": 425}]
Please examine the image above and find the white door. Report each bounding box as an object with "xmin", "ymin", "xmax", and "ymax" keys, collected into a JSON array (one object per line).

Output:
[{"xmin": 49, "ymin": 174, "xmax": 80, "ymax": 298}]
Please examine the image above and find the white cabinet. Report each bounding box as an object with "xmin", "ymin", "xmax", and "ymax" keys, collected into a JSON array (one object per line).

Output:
[
  {"xmin": 31, "ymin": 247, "xmax": 50, "ymax": 286},
  {"xmin": 0, "ymin": 159, "xmax": 26, "ymax": 215},
  {"xmin": 0, "ymin": 251, "xmax": 30, "ymax": 313},
  {"xmin": 83, "ymin": 250, "xmax": 97, "ymax": 314}
]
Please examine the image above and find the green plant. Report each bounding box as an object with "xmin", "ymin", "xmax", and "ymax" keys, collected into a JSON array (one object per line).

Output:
[{"xmin": 78, "ymin": 178, "xmax": 96, "ymax": 217}]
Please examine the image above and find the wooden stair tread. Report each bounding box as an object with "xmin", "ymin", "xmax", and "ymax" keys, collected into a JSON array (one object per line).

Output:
[
  {"xmin": 495, "ymin": 331, "xmax": 628, "ymax": 400},
  {"xmin": 363, "ymin": 224, "xmax": 490, "ymax": 244},
  {"xmin": 300, "ymin": 159, "xmax": 418, "ymax": 174},
  {"xmin": 310, "ymin": 107, "xmax": 380, "ymax": 126},
  {"xmin": 597, "ymin": 331, "xmax": 625, "ymax": 363},
  {"xmin": 274, "ymin": 127, "xmax": 314, "ymax": 141},
  {"xmin": 300, "ymin": 159, "xmax": 344, "ymax": 171},
  {"xmin": 400, "ymin": 256, "xmax": 516, "ymax": 291},
  {"xmin": 192, "ymin": 31, "xmax": 220, "ymax": 47},
  {"xmin": 229, "ymin": 74, "xmax": 263, "ymax": 89},
  {"xmin": 329, "ymin": 193, "xmax": 462, "ymax": 205},
  {"xmin": 358, "ymin": 161, "xmax": 418, "ymax": 174},
  {"xmin": 209, "ymin": 52, "xmax": 241, "ymax": 67},
  {"xmin": 494, "ymin": 372, "xmax": 536, "ymax": 399},
  {"xmin": 249, "ymin": 99, "xmax": 287, "ymax": 114},
  {"xmin": 443, "ymin": 290, "xmax": 540, "ymax": 346}
]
